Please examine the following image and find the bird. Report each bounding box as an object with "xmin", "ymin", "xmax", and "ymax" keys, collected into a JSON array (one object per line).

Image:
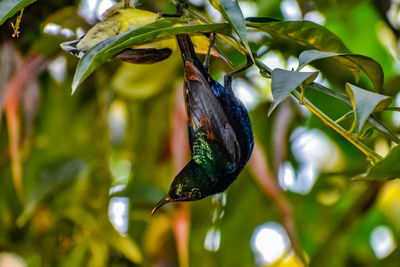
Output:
[
  {"xmin": 152, "ymin": 34, "xmax": 254, "ymax": 214},
  {"xmin": 60, "ymin": 2, "xmax": 215, "ymax": 64},
  {"xmin": 60, "ymin": 2, "xmax": 171, "ymax": 63}
]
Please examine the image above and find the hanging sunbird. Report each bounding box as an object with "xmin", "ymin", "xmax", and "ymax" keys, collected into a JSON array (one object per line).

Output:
[
  {"xmin": 152, "ymin": 34, "xmax": 254, "ymax": 214},
  {"xmin": 60, "ymin": 2, "xmax": 215, "ymax": 63}
]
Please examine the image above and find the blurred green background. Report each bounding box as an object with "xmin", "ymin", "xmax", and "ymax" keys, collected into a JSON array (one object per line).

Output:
[{"xmin": 1, "ymin": 0, "xmax": 400, "ymax": 266}]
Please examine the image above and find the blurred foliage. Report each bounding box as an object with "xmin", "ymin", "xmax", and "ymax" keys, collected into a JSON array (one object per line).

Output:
[{"xmin": 1, "ymin": 0, "xmax": 400, "ymax": 266}]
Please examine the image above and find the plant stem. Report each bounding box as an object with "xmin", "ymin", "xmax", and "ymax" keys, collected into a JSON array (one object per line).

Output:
[
  {"xmin": 335, "ymin": 110, "xmax": 354, "ymax": 124},
  {"xmin": 253, "ymin": 61, "xmax": 382, "ymax": 163},
  {"xmin": 385, "ymin": 107, "xmax": 400, "ymax": 112},
  {"xmin": 308, "ymin": 83, "xmax": 400, "ymax": 144}
]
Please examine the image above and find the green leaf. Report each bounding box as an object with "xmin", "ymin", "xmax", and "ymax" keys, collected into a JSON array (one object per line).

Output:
[
  {"xmin": 212, "ymin": 0, "xmax": 254, "ymax": 61},
  {"xmin": 104, "ymin": 222, "xmax": 143, "ymax": 264},
  {"xmin": 72, "ymin": 18, "xmax": 230, "ymax": 93},
  {"xmin": 298, "ymin": 50, "xmax": 384, "ymax": 90},
  {"xmin": 17, "ymin": 159, "xmax": 88, "ymax": 227},
  {"xmin": 0, "ymin": 0, "xmax": 36, "ymax": 25},
  {"xmin": 269, "ymin": 68, "xmax": 318, "ymax": 115},
  {"xmin": 247, "ymin": 20, "xmax": 351, "ymax": 53},
  {"xmin": 112, "ymin": 55, "xmax": 180, "ymax": 100},
  {"xmin": 63, "ymin": 206, "xmax": 142, "ymax": 263},
  {"xmin": 307, "ymin": 83, "xmax": 400, "ymax": 144},
  {"xmin": 354, "ymin": 146, "xmax": 400, "ymax": 181},
  {"xmin": 245, "ymin": 17, "xmax": 280, "ymax": 23},
  {"xmin": 345, "ymin": 83, "xmax": 392, "ymax": 134}
]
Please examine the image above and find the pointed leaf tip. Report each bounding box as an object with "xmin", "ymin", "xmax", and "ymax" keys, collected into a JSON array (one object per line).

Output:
[
  {"xmin": 298, "ymin": 50, "xmax": 384, "ymax": 91},
  {"xmin": 269, "ymin": 68, "xmax": 318, "ymax": 115},
  {"xmin": 345, "ymin": 83, "xmax": 391, "ymax": 134}
]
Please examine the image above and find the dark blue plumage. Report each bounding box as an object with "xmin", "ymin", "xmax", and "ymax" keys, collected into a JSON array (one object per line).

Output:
[{"xmin": 152, "ymin": 34, "xmax": 254, "ymax": 214}]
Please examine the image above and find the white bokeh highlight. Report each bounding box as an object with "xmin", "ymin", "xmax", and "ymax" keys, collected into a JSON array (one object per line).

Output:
[
  {"xmin": 108, "ymin": 197, "xmax": 129, "ymax": 236},
  {"xmin": 304, "ymin": 11, "xmax": 326, "ymax": 25},
  {"xmin": 251, "ymin": 222, "xmax": 291, "ymax": 265},
  {"xmin": 370, "ymin": 225, "xmax": 397, "ymax": 259},
  {"xmin": 279, "ymin": 127, "xmax": 342, "ymax": 194},
  {"xmin": 280, "ymin": 0, "xmax": 302, "ymax": 21},
  {"xmin": 204, "ymin": 227, "xmax": 221, "ymax": 252},
  {"xmin": 233, "ymin": 78, "xmax": 260, "ymax": 111},
  {"xmin": 392, "ymin": 92, "xmax": 400, "ymax": 126},
  {"xmin": 48, "ymin": 56, "xmax": 67, "ymax": 83}
]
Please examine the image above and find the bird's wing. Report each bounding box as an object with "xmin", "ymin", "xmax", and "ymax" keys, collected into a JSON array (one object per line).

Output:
[
  {"xmin": 184, "ymin": 61, "xmax": 241, "ymax": 172},
  {"xmin": 113, "ymin": 48, "xmax": 172, "ymax": 63}
]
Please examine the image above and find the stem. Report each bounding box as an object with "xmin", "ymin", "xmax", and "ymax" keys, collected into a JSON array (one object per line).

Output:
[
  {"xmin": 254, "ymin": 61, "xmax": 382, "ymax": 163},
  {"xmin": 308, "ymin": 83, "xmax": 400, "ymax": 144},
  {"xmin": 385, "ymin": 107, "xmax": 400, "ymax": 112},
  {"xmin": 299, "ymin": 84, "xmax": 305, "ymax": 104},
  {"xmin": 335, "ymin": 110, "xmax": 354, "ymax": 124},
  {"xmin": 255, "ymin": 59, "xmax": 271, "ymax": 78},
  {"xmin": 309, "ymin": 82, "xmax": 350, "ymax": 105}
]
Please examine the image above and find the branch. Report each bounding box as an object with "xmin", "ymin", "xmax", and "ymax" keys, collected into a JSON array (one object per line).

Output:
[
  {"xmin": 254, "ymin": 59, "xmax": 383, "ymax": 163},
  {"xmin": 291, "ymin": 90, "xmax": 382, "ymax": 163}
]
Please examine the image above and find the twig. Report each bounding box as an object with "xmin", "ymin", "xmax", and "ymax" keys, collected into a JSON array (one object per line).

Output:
[
  {"xmin": 11, "ymin": 8, "xmax": 24, "ymax": 38},
  {"xmin": 385, "ymin": 107, "xmax": 400, "ymax": 112},
  {"xmin": 291, "ymin": 90, "xmax": 382, "ymax": 163},
  {"xmin": 253, "ymin": 60, "xmax": 383, "ymax": 163},
  {"xmin": 335, "ymin": 110, "xmax": 354, "ymax": 124},
  {"xmin": 308, "ymin": 83, "xmax": 400, "ymax": 144}
]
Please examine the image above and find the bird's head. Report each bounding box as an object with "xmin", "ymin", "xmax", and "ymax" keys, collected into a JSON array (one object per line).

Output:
[{"xmin": 151, "ymin": 162, "xmax": 207, "ymax": 215}]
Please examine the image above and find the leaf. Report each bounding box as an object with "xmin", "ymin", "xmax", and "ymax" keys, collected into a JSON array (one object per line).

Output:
[
  {"xmin": 64, "ymin": 207, "xmax": 143, "ymax": 263},
  {"xmin": 211, "ymin": 0, "xmax": 254, "ymax": 61},
  {"xmin": 112, "ymin": 55, "xmax": 180, "ymax": 100},
  {"xmin": 345, "ymin": 83, "xmax": 392, "ymax": 134},
  {"xmin": 368, "ymin": 115, "xmax": 400, "ymax": 144},
  {"xmin": 354, "ymin": 146, "xmax": 400, "ymax": 181},
  {"xmin": 17, "ymin": 159, "xmax": 88, "ymax": 227},
  {"xmin": 306, "ymin": 83, "xmax": 400, "ymax": 144},
  {"xmin": 247, "ymin": 20, "xmax": 351, "ymax": 53},
  {"xmin": 104, "ymin": 221, "xmax": 143, "ymax": 264},
  {"xmin": 72, "ymin": 18, "xmax": 230, "ymax": 93},
  {"xmin": 0, "ymin": 0, "xmax": 36, "ymax": 25},
  {"xmin": 299, "ymin": 50, "xmax": 384, "ymax": 90},
  {"xmin": 245, "ymin": 17, "xmax": 280, "ymax": 23},
  {"xmin": 269, "ymin": 69, "xmax": 318, "ymax": 115}
]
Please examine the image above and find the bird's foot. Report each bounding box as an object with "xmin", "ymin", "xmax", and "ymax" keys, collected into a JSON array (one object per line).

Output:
[{"xmin": 224, "ymin": 52, "xmax": 256, "ymax": 91}]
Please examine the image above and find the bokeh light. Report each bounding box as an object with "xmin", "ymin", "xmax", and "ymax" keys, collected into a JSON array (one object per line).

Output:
[
  {"xmin": 108, "ymin": 197, "xmax": 129, "ymax": 236},
  {"xmin": 251, "ymin": 222, "xmax": 291, "ymax": 265},
  {"xmin": 280, "ymin": 0, "xmax": 301, "ymax": 21},
  {"xmin": 370, "ymin": 225, "xmax": 397, "ymax": 259},
  {"xmin": 204, "ymin": 227, "xmax": 221, "ymax": 252}
]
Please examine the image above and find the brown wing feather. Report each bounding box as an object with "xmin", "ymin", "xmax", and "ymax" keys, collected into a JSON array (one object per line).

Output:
[{"xmin": 184, "ymin": 61, "xmax": 240, "ymax": 169}]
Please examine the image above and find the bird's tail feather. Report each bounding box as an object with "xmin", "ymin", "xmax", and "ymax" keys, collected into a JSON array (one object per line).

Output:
[
  {"xmin": 176, "ymin": 34, "xmax": 205, "ymax": 65},
  {"xmin": 60, "ymin": 39, "xmax": 84, "ymax": 58},
  {"xmin": 176, "ymin": 34, "xmax": 196, "ymax": 62}
]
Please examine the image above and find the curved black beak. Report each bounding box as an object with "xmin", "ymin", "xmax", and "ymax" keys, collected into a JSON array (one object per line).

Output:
[{"xmin": 151, "ymin": 195, "xmax": 172, "ymax": 216}]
